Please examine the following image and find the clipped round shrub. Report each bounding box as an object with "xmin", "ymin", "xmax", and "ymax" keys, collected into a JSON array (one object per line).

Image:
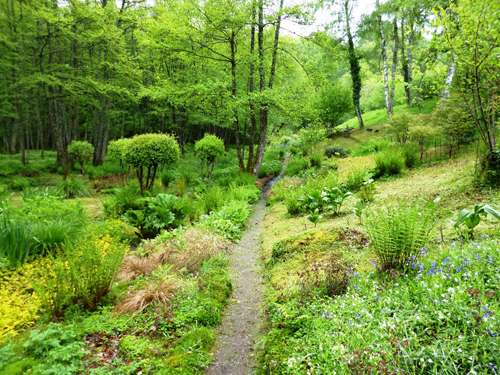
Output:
[
  {"xmin": 123, "ymin": 134, "xmax": 180, "ymax": 192},
  {"xmin": 195, "ymin": 134, "xmax": 225, "ymax": 184},
  {"xmin": 68, "ymin": 141, "xmax": 94, "ymax": 174},
  {"xmin": 324, "ymin": 146, "xmax": 348, "ymax": 159},
  {"xmin": 195, "ymin": 134, "xmax": 225, "ymax": 161},
  {"xmin": 107, "ymin": 138, "xmax": 132, "ymax": 166}
]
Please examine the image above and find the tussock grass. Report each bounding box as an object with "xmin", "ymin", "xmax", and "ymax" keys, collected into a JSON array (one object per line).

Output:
[{"xmin": 116, "ymin": 278, "xmax": 178, "ymax": 315}]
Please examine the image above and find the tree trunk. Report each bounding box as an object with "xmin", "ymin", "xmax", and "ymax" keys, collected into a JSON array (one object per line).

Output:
[
  {"xmin": 345, "ymin": 0, "xmax": 364, "ymax": 128},
  {"xmin": 246, "ymin": 1, "xmax": 257, "ymax": 173},
  {"xmin": 230, "ymin": 30, "xmax": 245, "ymax": 171},
  {"xmin": 407, "ymin": 18, "xmax": 414, "ymax": 107},
  {"xmin": 441, "ymin": 60, "xmax": 456, "ymax": 99},
  {"xmin": 253, "ymin": 0, "xmax": 284, "ymax": 176},
  {"xmin": 377, "ymin": 1, "xmax": 390, "ymax": 117},
  {"xmin": 389, "ymin": 16, "xmax": 399, "ymax": 114}
]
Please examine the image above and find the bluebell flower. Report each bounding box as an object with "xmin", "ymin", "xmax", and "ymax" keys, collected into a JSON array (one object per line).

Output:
[
  {"xmin": 482, "ymin": 306, "xmax": 487, "ymax": 311},
  {"xmin": 419, "ymin": 263, "xmax": 424, "ymax": 273},
  {"xmin": 356, "ymin": 313, "xmax": 362, "ymax": 318},
  {"xmin": 456, "ymin": 266, "xmax": 461, "ymax": 273},
  {"xmin": 349, "ymin": 319, "xmax": 353, "ymax": 326},
  {"xmin": 487, "ymin": 256, "xmax": 493, "ymax": 263},
  {"xmin": 411, "ymin": 262, "xmax": 416, "ymax": 268},
  {"xmin": 370, "ymin": 260, "xmax": 377, "ymax": 267},
  {"xmin": 484, "ymin": 312, "xmax": 490, "ymax": 319},
  {"xmin": 354, "ymin": 285, "xmax": 359, "ymax": 290},
  {"xmin": 437, "ymin": 268, "xmax": 442, "ymax": 273},
  {"xmin": 375, "ymin": 296, "xmax": 380, "ymax": 302},
  {"xmin": 443, "ymin": 257, "xmax": 450, "ymax": 265}
]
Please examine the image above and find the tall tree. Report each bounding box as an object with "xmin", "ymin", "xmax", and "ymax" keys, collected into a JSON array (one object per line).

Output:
[{"xmin": 343, "ymin": 0, "xmax": 364, "ymax": 128}]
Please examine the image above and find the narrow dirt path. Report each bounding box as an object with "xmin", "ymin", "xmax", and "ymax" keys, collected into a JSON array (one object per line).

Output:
[{"xmin": 206, "ymin": 156, "xmax": 288, "ymax": 375}]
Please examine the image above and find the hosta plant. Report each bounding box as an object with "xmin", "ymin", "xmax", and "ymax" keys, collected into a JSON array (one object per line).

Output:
[{"xmin": 454, "ymin": 204, "xmax": 500, "ymax": 239}]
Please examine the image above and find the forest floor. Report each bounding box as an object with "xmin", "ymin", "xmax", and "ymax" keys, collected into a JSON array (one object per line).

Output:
[{"xmin": 206, "ymin": 155, "xmax": 289, "ymax": 375}]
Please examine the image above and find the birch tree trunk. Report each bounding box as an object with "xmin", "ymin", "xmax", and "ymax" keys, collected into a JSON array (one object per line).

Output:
[
  {"xmin": 441, "ymin": 60, "xmax": 456, "ymax": 99},
  {"xmin": 377, "ymin": 1, "xmax": 390, "ymax": 117}
]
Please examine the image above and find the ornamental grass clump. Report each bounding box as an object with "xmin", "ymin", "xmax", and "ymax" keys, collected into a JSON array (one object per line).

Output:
[{"xmin": 365, "ymin": 198, "xmax": 439, "ymax": 270}]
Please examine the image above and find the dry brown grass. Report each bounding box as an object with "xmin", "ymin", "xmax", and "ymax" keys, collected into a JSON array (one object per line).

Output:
[
  {"xmin": 166, "ymin": 228, "xmax": 231, "ymax": 273},
  {"xmin": 117, "ymin": 255, "xmax": 160, "ymax": 282},
  {"xmin": 117, "ymin": 228, "xmax": 231, "ymax": 282},
  {"xmin": 116, "ymin": 278, "xmax": 177, "ymax": 315}
]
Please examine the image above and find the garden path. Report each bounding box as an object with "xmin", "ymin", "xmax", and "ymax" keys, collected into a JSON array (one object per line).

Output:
[{"xmin": 206, "ymin": 155, "xmax": 289, "ymax": 375}]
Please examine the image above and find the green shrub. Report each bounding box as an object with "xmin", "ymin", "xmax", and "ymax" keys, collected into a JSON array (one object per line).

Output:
[
  {"xmin": 345, "ymin": 169, "xmax": 371, "ymax": 192},
  {"xmin": 351, "ymin": 139, "xmax": 391, "ymax": 156},
  {"xmin": 374, "ymin": 148, "xmax": 406, "ymax": 177},
  {"xmin": 283, "ymin": 188, "xmax": 303, "ymax": 216},
  {"xmin": 58, "ymin": 177, "xmax": 90, "ymax": 198},
  {"xmin": 309, "ymin": 153, "xmax": 323, "ymax": 168},
  {"xmin": 199, "ymin": 201, "xmax": 252, "ymax": 241},
  {"xmin": 259, "ymin": 160, "xmax": 282, "ymax": 178},
  {"xmin": 365, "ymin": 199, "xmax": 439, "ymax": 270},
  {"xmin": 123, "ymin": 133, "xmax": 181, "ymax": 193},
  {"xmin": 107, "ymin": 138, "xmax": 132, "ymax": 175},
  {"xmin": 31, "ymin": 234, "xmax": 127, "ymax": 316},
  {"xmin": 227, "ymin": 183, "xmax": 261, "ymax": 204},
  {"xmin": 401, "ymin": 143, "xmax": 419, "ymax": 168},
  {"xmin": 389, "ymin": 111, "xmax": 412, "ymax": 143},
  {"xmin": 324, "ymin": 146, "xmax": 348, "ymax": 158},
  {"xmin": 200, "ymin": 186, "xmax": 226, "ymax": 214},
  {"xmin": 195, "ymin": 134, "xmax": 225, "ymax": 185},
  {"xmin": 121, "ymin": 193, "xmax": 189, "ymax": 239},
  {"xmin": 68, "ymin": 140, "xmax": 94, "ymax": 175},
  {"xmin": 285, "ymin": 156, "xmax": 309, "ymax": 176}
]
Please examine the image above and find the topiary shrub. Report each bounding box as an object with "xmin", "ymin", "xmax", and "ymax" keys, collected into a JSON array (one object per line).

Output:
[
  {"xmin": 123, "ymin": 134, "xmax": 181, "ymax": 193},
  {"xmin": 324, "ymin": 146, "xmax": 348, "ymax": 159},
  {"xmin": 195, "ymin": 134, "xmax": 225, "ymax": 185},
  {"xmin": 68, "ymin": 141, "xmax": 94, "ymax": 175}
]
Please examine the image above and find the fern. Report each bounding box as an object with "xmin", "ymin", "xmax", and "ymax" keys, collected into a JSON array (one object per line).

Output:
[{"xmin": 365, "ymin": 199, "xmax": 439, "ymax": 270}]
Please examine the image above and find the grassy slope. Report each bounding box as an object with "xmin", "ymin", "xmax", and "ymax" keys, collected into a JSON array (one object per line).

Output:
[
  {"xmin": 337, "ymin": 98, "xmax": 438, "ymax": 130},
  {"xmin": 263, "ymin": 153, "xmax": 500, "ymax": 274}
]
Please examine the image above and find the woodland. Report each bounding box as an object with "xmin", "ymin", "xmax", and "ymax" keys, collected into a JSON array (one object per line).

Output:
[{"xmin": 0, "ymin": 0, "xmax": 500, "ymax": 374}]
